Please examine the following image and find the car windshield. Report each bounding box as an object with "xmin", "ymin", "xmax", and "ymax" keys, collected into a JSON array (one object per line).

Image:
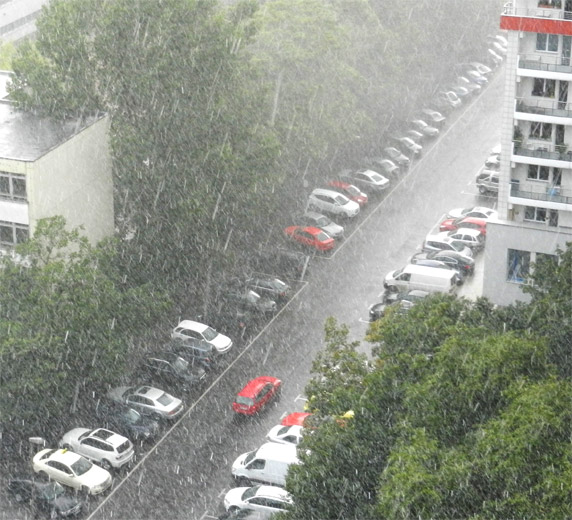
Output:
[
  {"xmin": 316, "ymin": 231, "xmax": 330, "ymax": 242},
  {"xmin": 201, "ymin": 326, "xmax": 218, "ymax": 341},
  {"xmin": 242, "ymin": 485, "xmax": 261, "ymax": 500},
  {"xmin": 369, "ymin": 173, "xmax": 383, "ymax": 182},
  {"xmin": 156, "ymin": 392, "xmax": 174, "ymax": 406},
  {"xmin": 345, "ymin": 185, "xmax": 360, "ymax": 196},
  {"xmin": 70, "ymin": 457, "xmax": 93, "ymax": 476},
  {"xmin": 172, "ymin": 356, "xmax": 189, "ymax": 374},
  {"xmin": 244, "ymin": 450, "xmax": 257, "ymax": 465},
  {"xmin": 334, "ymin": 195, "xmax": 348, "ymax": 205},
  {"xmin": 235, "ymin": 396, "xmax": 254, "ymax": 406}
]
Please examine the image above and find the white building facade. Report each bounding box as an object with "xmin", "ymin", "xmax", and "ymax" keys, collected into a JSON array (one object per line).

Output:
[{"xmin": 482, "ymin": 0, "xmax": 572, "ymax": 305}]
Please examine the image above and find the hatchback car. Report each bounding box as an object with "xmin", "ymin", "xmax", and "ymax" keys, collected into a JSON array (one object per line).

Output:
[
  {"xmin": 446, "ymin": 229, "xmax": 485, "ymax": 252},
  {"xmin": 59, "ymin": 428, "xmax": 134, "ymax": 470},
  {"xmin": 341, "ymin": 169, "xmax": 390, "ymax": 193},
  {"xmin": 308, "ymin": 188, "xmax": 360, "ymax": 218},
  {"xmin": 424, "ymin": 250, "xmax": 475, "ymax": 276},
  {"xmin": 299, "ymin": 211, "xmax": 344, "ymax": 239},
  {"xmin": 393, "ymin": 136, "xmax": 422, "ymax": 156},
  {"xmin": 423, "ymin": 234, "xmax": 473, "ymax": 257},
  {"xmin": 245, "ymin": 275, "xmax": 291, "ymax": 302},
  {"xmin": 233, "ymin": 376, "xmax": 282, "ymax": 416},
  {"xmin": 94, "ymin": 402, "xmax": 160, "ymax": 441},
  {"xmin": 383, "ymin": 147, "xmax": 411, "ymax": 168},
  {"xmin": 410, "ymin": 119, "xmax": 439, "ymax": 137},
  {"xmin": 265, "ymin": 424, "xmax": 304, "ymax": 445},
  {"xmin": 327, "ymin": 180, "xmax": 368, "ymax": 206},
  {"xmin": 32, "ymin": 448, "xmax": 113, "ymax": 495},
  {"xmin": 284, "ymin": 226, "xmax": 335, "ymax": 252},
  {"xmin": 140, "ymin": 351, "xmax": 207, "ymax": 390},
  {"xmin": 172, "ymin": 319, "xmax": 233, "ymax": 354},
  {"xmin": 475, "ymin": 169, "xmax": 499, "ymax": 194},
  {"xmin": 224, "ymin": 485, "xmax": 292, "ymax": 515},
  {"xmin": 7, "ymin": 478, "xmax": 83, "ymax": 518},
  {"xmin": 107, "ymin": 385, "xmax": 184, "ymax": 422}
]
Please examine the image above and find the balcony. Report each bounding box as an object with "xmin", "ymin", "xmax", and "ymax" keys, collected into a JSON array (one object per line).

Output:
[
  {"xmin": 501, "ymin": 3, "xmax": 572, "ymax": 34},
  {"xmin": 503, "ymin": 3, "xmax": 572, "ymax": 20},
  {"xmin": 510, "ymin": 182, "xmax": 572, "ymax": 206},
  {"xmin": 516, "ymin": 98, "xmax": 572, "ymax": 118},
  {"xmin": 518, "ymin": 54, "xmax": 572, "ymax": 75}
]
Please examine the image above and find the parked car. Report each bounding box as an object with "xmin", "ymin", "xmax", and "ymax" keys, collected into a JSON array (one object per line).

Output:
[
  {"xmin": 32, "ymin": 448, "xmax": 113, "ymax": 495},
  {"xmin": 412, "ymin": 250, "xmax": 475, "ymax": 277},
  {"xmin": 59, "ymin": 428, "xmax": 134, "ymax": 470},
  {"xmin": 165, "ymin": 337, "xmax": 218, "ymax": 370},
  {"xmin": 475, "ymin": 169, "xmax": 499, "ymax": 194},
  {"xmin": 232, "ymin": 376, "xmax": 282, "ymax": 416},
  {"xmin": 434, "ymin": 90, "xmax": 461, "ymax": 110},
  {"xmin": 487, "ymin": 48, "xmax": 503, "ymax": 67},
  {"xmin": 410, "ymin": 119, "xmax": 439, "ymax": 137},
  {"xmin": 94, "ymin": 401, "xmax": 160, "ymax": 441},
  {"xmin": 419, "ymin": 108, "xmax": 446, "ymax": 126},
  {"xmin": 383, "ymin": 147, "xmax": 411, "ymax": 168},
  {"xmin": 140, "ymin": 351, "xmax": 207, "ymax": 390},
  {"xmin": 327, "ymin": 180, "xmax": 368, "ymax": 206},
  {"xmin": 217, "ymin": 509, "xmax": 273, "ymax": 520},
  {"xmin": 223, "ymin": 287, "xmax": 277, "ymax": 315},
  {"xmin": 457, "ymin": 76, "xmax": 481, "ymax": 95},
  {"xmin": 224, "ymin": 485, "xmax": 292, "ymax": 515},
  {"xmin": 468, "ymin": 61, "xmax": 493, "ymax": 76},
  {"xmin": 7, "ymin": 478, "xmax": 83, "ymax": 518},
  {"xmin": 409, "ymin": 258, "xmax": 464, "ymax": 282},
  {"xmin": 284, "ymin": 225, "xmax": 335, "ymax": 252},
  {"xmin": 281, "ymin": 412, "xmax": 312, "ymax": 427},
  {"xmin": 368, "ymin": 289, "xmax": 429, "ymax": 321},
  {"xmin": 368, "ymin": 156, "xmax": 400, "ymax": 176},
  {"xmin": 393, "ymin": 136, "xmax": 422, "ymax": 156},
  {"xmin": 423, "ymin": 234, "xmax": 473, "ymax": 257},
  {"xmin": 265, "ymin": 424, "xmax": 304, "ymax": 445},
  {"xmin": 308, "ymin": 188, "xmax": 360, "ymax": 218},
  {"xmin": 446, "ymin": 229, "xmax": 485, "ymax": 252},
  {"xmin": 172, "ymin": 319, "xmax": 233, "ymax": 355},
  {"xmin": 491, "ymin": 40, "xmax": 507, "ymax": 56},
  {"xmin": 448, "ymin": 84, "xmax": 470, "ymax": 100},
  {"xmin": 465, "ymin": 69, "xmax": 488, "ymax": 86},
  {"xmin": 245, "ymin": 275, "xmax": 291, "ymax": 302},
  {"xmin": 299, "ymin": 211, "xmax": 344, "ymax": 239},
  {"xmin": 404, "ymin": 129, "xmax": 425, "ymax": 143},
  {"xmin": 439, "ymin": 216, "xmax": 488, "ymax": 236},
  {"xmin": 107, "ymin": 385, "xmax": 184, "ymax": 422},
  {"xmin": 341, "ymin": 169, "xmax": 390, "ymax": 193},
  {"xmin": 446, "ymin": 206, "xmax": 498, "ymax": 220}
]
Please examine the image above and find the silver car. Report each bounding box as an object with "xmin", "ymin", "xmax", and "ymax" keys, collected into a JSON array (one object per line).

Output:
[
  {"xmin": 300, "ymin": 211, "xmax": 344, "ymax": 239},
  {"xmin": 107, "ymin": 385, "xmax": 184, "ymax": 422}
]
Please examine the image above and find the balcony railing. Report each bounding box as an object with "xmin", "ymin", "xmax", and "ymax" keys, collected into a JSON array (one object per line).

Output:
[
  {"xmin": 510, "ymin": 182, "xmax": 572, "ymax": 205},
  {"xmin": 503, "ymin": 3, "xmax": 572, "ymax": 20},
  {"xmin": 513, "ymin": 142, "xmax": 572, "ymax": 162},
  {"xmin": 516, "ymin": 98, "xmax": 572, "ymax": 119},
  {"xmin": 518, "ymin": 54, "xmax": 572, "ymax": 73}
]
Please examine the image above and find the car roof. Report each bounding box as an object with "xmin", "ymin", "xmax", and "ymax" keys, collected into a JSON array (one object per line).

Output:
[
  {"xmin": 255, "ymin": 442, "xmax": 299, "ymax": 463},
  {"xmin": 39, "ymin": 448, "xmax": 82, "ymax": 465},
  {"xmin": 175, "ymin": 320, "xmax": 208, "ymax": 333},
  {"xmin": 238, "ymin": 376, "xmax": 279, "ymax": 398},
  {"xmin": 311, "ymin": 187, "xmax": 348, "ymax": 199},
  {"xmin": 449, "ymin": 228, "xmax": 482, "ymax": 237},
  {"xmin": 254, "ymin": 485, "xmax": 291, "ymax": 500},
  {"xmin": 135, "ymin": 385, "xmax": 165, "ymax": 399}
]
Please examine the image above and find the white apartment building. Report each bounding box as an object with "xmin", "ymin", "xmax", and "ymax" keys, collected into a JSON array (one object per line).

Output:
[
  {"xmin": 0, "ymin": 74, "xmax": 114, "ymax": 250},
  {"xmin": 482, "ymin": 0, "xmax": 572, "ymax": 305}
]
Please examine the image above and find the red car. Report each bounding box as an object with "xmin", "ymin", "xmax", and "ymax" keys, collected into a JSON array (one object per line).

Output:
[
  {"xmin": 439, "ymin": 216, "xmax": 488, "ymax": 236},
  {"xmin": 284, "ymin": 226, "xmax": 335, "ymax": 251},
  {"xmin": 281, "ymin": 412, "xmax": 312, "ymax": 427},
  {"xmin": 328, "ymin": 180, "xmax": 368, "ymax": 206},
  {"xmin": 232, "ymin": 376, "xmax": 282, "ymax": 416}
]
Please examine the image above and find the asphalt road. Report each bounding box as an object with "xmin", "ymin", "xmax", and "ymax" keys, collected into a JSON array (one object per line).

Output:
[{"xmin": 0, "ymin": 70, "xmax": 504, "ymax": 520}]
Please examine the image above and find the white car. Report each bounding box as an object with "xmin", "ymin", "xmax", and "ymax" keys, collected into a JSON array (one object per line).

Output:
[
  {"xmin": 394, "ymin": 136, "xmax": 422, "ymax": 156},
  {"xmin": 107, "ymin": 385, "xmax": 184, "ymax": 421},
  {"xmin": 446, "ymin": 206, "xmax": 498, "ymax": 220},
  {"xmin": 343, "ymin": 169, "xmax": 390, "ymax": 193},
  {"xmin": 420, "ymin": 108, "xmax": 446, "ymax": 126},
  {"xmin": 266, "ymin": 424, "xmax": 304, "ymax": 445},
  {"xmin": 308, "ymin": 188, "xmax": 360, "ymax": 218},
  {"xmin": 458, "ymin": 76, "xmax": 481, "ymax": 95},
  {"xmin": 446, "ymin": 229, "xmax": 485, "ymax": 252},
  {"xmin": 59, "ymin": 428, "xmax": 134, "ymax": 469},
  {"xmin": 411, "ymin": 119, "xmax": 439, "ymax": 137},
  {"xmin": 171, "ymin": 319, "xmax": 233, "ymax": 354},
  {"xmin": 469, "ymin": 61, "xmax": 493, "ymax": 76},
  {"xmin": 423, "ymin": 234, "xmax": 473, "ymax": 257},
  {"xmin": 224, "ymin": 485, "xmax": 292, "ymax": 514},
  {"xmin": 32, "ymin": 448, "xmax": 113, "ymax": 495}
]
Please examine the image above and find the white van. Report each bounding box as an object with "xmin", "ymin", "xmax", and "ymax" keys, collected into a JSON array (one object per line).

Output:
[
  {"xmin": 383, "ymin": 264, "xmax": 459, "ymax": 294},
  {"xmin": 231, "ymin": 442, "xmax": 299, "ymax": 487}
]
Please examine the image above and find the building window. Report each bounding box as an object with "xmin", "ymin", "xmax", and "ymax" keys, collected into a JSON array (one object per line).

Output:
[
  {"xmin": 524, "ymin": 206, "xmax": 547, "ymax": 222},
  {"xmin": 527, "ymin": 164, "xmax": 550, "ymax": 181},
  {"xmin": 0, "ymin": 172, "xmax": 27, "ymax": 201},
  {"xmin": 0, "ymin": 221, "xmax": 29, "ymax": 246},
  {"xmin": 529, "ymin": 122, "xmax": 552, "ymax": 140},
  {"xmin": 548, "ymin": 209, "xmax": 558, "ymax": 227},
  {"xmin": 536, "ymin": 33, "xmax": 559, "ymax": 52},
  {"xmin": 532, "ymin": 78, "xmax": 556, "ymax": 97},
  {"xmin": 507, "ymin": 249, "xmax": 530, "ymax": 283}
]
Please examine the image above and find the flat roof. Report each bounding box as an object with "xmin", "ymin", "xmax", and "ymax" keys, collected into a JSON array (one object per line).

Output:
[{"xmin": 0, "ymin": 101, "xmax": 105, "ymax": 162}]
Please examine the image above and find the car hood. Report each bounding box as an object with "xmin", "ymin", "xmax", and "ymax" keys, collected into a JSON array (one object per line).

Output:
[
  {"xmin": 209, "ymin": 333, "xmax": 232, "ymax": 353},
  {"xmin": 224, "ymin": 486, "xmax": 248, "ymax": 507}
]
